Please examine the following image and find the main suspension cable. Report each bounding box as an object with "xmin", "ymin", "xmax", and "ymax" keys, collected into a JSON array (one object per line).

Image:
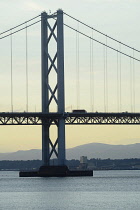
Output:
[
  {"xmin": 64, "ymin": 23, "xmax": 140, "ymax": 62},
  {"xmin": 0, "ymin": 15, "xmax": 41, "ymax": 36},
  {"xmin": 64, "ymin": 12, "xmax": 140, "ymax": 53},
  {"xmin": 0, "ymin": 20, "xmax": 41, "ymax": 40}
]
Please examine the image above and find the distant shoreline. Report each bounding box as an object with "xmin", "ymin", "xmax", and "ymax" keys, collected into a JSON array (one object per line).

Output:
[{"xmin": 0, "ymin": 158, "xmax": 140, "ymax": 171}]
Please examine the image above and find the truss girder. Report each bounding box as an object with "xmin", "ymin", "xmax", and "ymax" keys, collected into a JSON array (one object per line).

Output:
[
  {"xmin": 65, "ymin": 114, "xmax": 140, "ymax": 124},
  {"xmin": 0, "ymin": 113, "xmax": 140, "ymax": 125}
]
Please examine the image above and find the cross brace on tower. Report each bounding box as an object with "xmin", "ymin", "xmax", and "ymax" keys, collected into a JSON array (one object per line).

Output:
[{"xmin": 41, "ymin": 9, "xmax": 65, "ymax": 166}]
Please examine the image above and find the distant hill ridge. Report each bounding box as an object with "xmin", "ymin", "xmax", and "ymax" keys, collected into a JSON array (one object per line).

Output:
[{"xmin": 0, "ymin": 143, "xmax": 140, "ymax": 160}]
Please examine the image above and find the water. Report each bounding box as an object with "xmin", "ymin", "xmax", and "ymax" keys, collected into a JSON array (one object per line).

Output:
[{"xmin": 0, "ymin": 170, "xmax": 140, "ymax": 210}]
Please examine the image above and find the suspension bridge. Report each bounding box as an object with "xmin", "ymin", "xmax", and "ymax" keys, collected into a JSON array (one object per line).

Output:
[{"xmin": 0, "ymin": 9, "xmax": 140, "ymax": 176}]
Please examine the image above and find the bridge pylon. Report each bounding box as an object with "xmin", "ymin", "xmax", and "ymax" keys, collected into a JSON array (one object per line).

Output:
[
  {"xmin": 19, "ymin": 10, "xmax": 93, "ymax": 177},
  {"xmin": 41, "ymin": 9, "xmax": 65, "ymax": 168}
]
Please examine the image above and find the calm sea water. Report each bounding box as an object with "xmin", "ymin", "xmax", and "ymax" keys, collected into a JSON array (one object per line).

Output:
[{"xmin": 0, "ymin": 170, "xmax": 140, "ymax": 210}]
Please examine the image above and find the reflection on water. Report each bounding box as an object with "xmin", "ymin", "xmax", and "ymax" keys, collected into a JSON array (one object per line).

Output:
[{"xmin": 0, "ymin": 170, "xmax": 140, "ymax": 210}]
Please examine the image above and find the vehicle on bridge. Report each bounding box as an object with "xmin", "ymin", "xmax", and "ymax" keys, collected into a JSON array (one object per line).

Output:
[{"xmin": 72, "ymin": 109, "xmax": 87, "ymax": 113}]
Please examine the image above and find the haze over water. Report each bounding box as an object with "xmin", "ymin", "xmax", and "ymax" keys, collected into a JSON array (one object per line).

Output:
[{"xmin": 0, "ymin": 170, "xmax": 140, "ymax": 210}]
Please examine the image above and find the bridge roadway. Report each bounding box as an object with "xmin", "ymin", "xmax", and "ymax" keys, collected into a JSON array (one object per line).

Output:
[{"xmin": 0, "ymin": 112, "xmax": 140, "ymax": 125}]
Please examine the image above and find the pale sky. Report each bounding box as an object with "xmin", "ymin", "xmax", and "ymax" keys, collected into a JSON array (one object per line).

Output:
[{"xmin": 0, "ymin": 0, "xmax": 140, "ymax": 153}]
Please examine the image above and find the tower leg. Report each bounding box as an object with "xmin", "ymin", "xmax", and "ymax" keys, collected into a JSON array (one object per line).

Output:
[
  {"xmin": 57, "ymin": 10, "xmax": 65, "ymax": 166},
  {"xmin": 58, "ymin": 118, "xmax": 65, "ymax": 165},
  {"xmin": 42, "ymin": 124, "xmax": 50, "ymax": 166},
  {"xmin": 40, "ymin": 9, "xmax": 66, "ymax": 173}
]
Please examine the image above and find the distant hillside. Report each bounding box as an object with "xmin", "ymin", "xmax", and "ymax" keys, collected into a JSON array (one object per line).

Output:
[
  {"xmin": 0, "ymin": 149, "xmax": 41, "ymax": 161},
  {"xmin": 0, "ymin": 143, "xmax": 140, "ymax": 160},
  {"xmin": 66, "ymin": 143, "xmax": 140, "ymax": 159}
]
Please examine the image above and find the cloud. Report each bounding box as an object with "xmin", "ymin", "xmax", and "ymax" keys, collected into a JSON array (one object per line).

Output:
[
  {"xmin": 82, "ymin": 0, "xmax": 139, "ymax": 2},
  {"xmin": 24, "ymin": 1, "xmax": 43, "ymax": 12}
]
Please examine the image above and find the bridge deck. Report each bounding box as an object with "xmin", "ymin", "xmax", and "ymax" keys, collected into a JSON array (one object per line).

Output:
[{"xmin": 0, "ymin": 112, "xmax": 140, "ymax": 125}]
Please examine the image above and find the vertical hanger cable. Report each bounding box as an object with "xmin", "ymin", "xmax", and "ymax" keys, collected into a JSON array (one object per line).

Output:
[
  {"xmin": 119, "ymin": 43, "xmax": 122, "ymax": 112},
  {"xmin": 106, "ymin": 35, "xmax": 108, "ymax": 112},
  {"xmin": 133, "ymin": 49, "xmax": 135, "ymax": 112},
  {"xmin": 10, "ymin": 30, "xmax": 13, "ymax": 112},
  {"xmin": 104, "ymin": 44, "xmax": 106, "ymax": 112},
  {"xmin": 91, "ymin": 31, "xmax": 94, "ymax": 112},
  {"xmin": 26, "ymin": 22, "xmax": 29, "ymax": 112},
  {"xmin": 76, "ymin": 22, "xmax": 80, "ymax": 109},
  {"xmin": 130, "ymin": 57, "xmax": 133, "ymax": 112},
  {"xmin": 117, "ymin": 50, "xmax": 119, "ymax": 112}
]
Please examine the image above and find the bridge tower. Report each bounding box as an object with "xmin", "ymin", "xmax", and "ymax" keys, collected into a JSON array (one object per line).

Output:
[
  {"xmin": 20, "ymin": 10, "xmax": 93, "ymax": 177},
  {"xmin": 41, "ymin": 9, "xmax": 65, "ymax": 168}
]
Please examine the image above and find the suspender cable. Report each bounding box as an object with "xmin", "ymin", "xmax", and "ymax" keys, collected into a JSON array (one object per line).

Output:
[
  {"xmin": 130, "ymin": 57, "xmax": 133, "ymax": 112},
  {"xmin": 104, "ymin": 44, "xmax": 106, "ymax": 112},
  {"xmin": 117, "ymin": 50, "xmax": 119, "ymax": 112},
  {"xmin": 90, "ymin": 31, "xmax": 94, "ymax": 112},
  {"xmin": 133, "ymin": 50, "xmax": 135, "ymax": 112},
  {"xmin": 90, "ymin": 38, "xmax": 91, "ymax": 111},
  {"xmin": 103, "ymin": 36, "xmax": 108, "ymax": 112},
  {"xmin": 10, "ymin": 31, "xmax": 13, "ymax": 112},
  {"xmin": 78, "ymin": 23, "xmax": 80, "ymax": 109},
  {"xmin": 106, "ymin": 35, "xmax": 108, "ymax": 112},
  {"xmin": 76, "ymin": 28, "xmax": 78, "ymax": 108},
  {"xmin": 26, "ymin": 22, "xmax": 29, "ymax": 112},
  {"xmin": 92, "ymin": 31, "xmax": 94, "ymax": 112},
  {"xmin": 76, "ymin": 23, "xmax": 80, "ymax": 109},
  {"xmin": 119, "ymin": 44, "xmax": 122, "ymax": 112},
  {"xmin": 90, "ymin": 37, "xmax": 92, "ymax": 111}
]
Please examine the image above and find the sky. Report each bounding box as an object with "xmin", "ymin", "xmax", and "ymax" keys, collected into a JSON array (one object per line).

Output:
[{"xmin": 0, "ymin": 0, "xmax": 140, "ymax": 153}]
